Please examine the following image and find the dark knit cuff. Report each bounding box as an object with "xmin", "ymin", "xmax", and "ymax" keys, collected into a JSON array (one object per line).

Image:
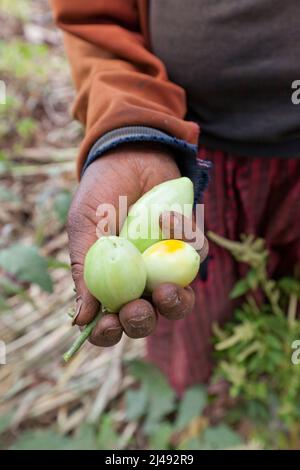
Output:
[{"xmin": 82, "ymin": 126, "xmax": 211, "ymax": 203}]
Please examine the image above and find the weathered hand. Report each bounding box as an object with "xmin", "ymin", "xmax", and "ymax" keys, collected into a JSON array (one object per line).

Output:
[{"xmin": 67, "ymin": 143, "xmax": 207, "ymax": 346}]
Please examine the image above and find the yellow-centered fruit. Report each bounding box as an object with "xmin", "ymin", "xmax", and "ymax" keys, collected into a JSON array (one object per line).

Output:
[{"xmin": 142, "ymin": 239, "xmax": 200, "ymax": 292}]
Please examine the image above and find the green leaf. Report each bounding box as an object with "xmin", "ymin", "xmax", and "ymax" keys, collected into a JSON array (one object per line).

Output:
[
  {"xmin": 278, "ymin": 277, "xmax": 300, "ymax": 298},
  {"xmin": 0, "ymin": 40, "xmax": 48, "ymax": 79},
  {"xmin": 46, "ymin": 257, "xmax": 70, "ymax": 271},
  {"xmin": 9, "ymin": 430, "xmax": 74, "ymax": 450},
  {"xmin": 0, "ymin": 244, "xmax": 53, "ymax": 292},
  {"xmin": 128, "ymin": 360, "xmax": 176, "ymax": 434},
  {"xmin": 10, "ymin": 426, "xmax": 98, "ymax": 450},
  {"xmin": 175, "ymin": 385, "xmax": 207, "ymax": 431},
  {"xmin": 179, "ymin": 437, "xmax": 202, "ymax": 450},
  {"xmin": 54, "ymin": 190, "xmax": 72, "ymax": 225},
  {"xmin": 148, "ymin": 422, "xmax": 173, "ymax": 450},
  {"xmin": 70, "ymin": 424, "xmax": 98, "ymax": 450},
  {"xmin": 244, "ymin": 400, "xmax": 268, "ymax": 422},
  {"xmin": 246, "ymin": 269, "xmax": 259, "ymax": 290},
  {"xmin": 127, "ymin": 359, "xmax": 154, "ymax": 381},
  {"xmin": 199, "ymin": 424, "xmax": 242, "ymax": 450},
  {"xmin": 144, "ymin": 379, "xmax": 176, "ymax": 435},
  {"xmin": 125, "ymin": 388, "xmax": 148, "ymax": 421},
  {"xmin": 0, "ymin": 151, "xmax": 10, "ymax": 174},
  {"xmin": 97, "ymin": 414, "xmax": 119, "ymax": 450},
  {"xmin": 0, "ymin": 413, "xmax": 13, "ymax": 434},
  {"xmin": 0, "ymin": 276, "xmax": 29, "ymax": 296},
  {"xmin": 0, "ymin": 277, "xmax": 35, "ymax": 308},
  {"xmin": 230, "ymin": 279, "xmax": 250, "ymax": 299},
  {"xmin": 16, "ymin": 117, "xmax": 37, "ymax": 140}
]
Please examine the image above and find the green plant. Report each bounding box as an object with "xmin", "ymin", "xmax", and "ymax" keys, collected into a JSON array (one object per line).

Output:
[
  {"xmin": 0, "ymin": 151, "xmax": 10, "ymax": 173},
  {"xmin": 0, "ymin": 0, "xmax": 30, "ymax": 20},
  {"xmin": 0, "ymin": 244, "xmax": 53, "ymax": 292},
  {"xmin": 208, "ymin": 232, "xmax": 300, "ymax": 449},
  {"xmin": 1, "ymin": 360, "xmax": 243, "ymax": 450},
  {"xmin": 0, "ymin": 95, "xmax": 21, "ymax": 140},
  {"xmin": 0, "ymin": 40, "xmax": 48, "ymax": 78},
  {"xmin": 124, "ymin": 360, "xmax": 242, "ymax": 450},
  {"xmin": 16, "ymin": 117, "xmax": 37, "ymax": 141},
  {"xmin": 7, "ymin": 425, "xmax": 98, "ymax": 450}
]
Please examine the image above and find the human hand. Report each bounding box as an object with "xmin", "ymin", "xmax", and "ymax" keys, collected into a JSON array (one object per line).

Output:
[{"xmin": 67, "ymin": 143, "xmax": 207, "ymax": 346}]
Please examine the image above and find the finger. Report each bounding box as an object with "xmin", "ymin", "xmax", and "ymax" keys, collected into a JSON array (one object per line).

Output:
[
  {"xmin": 159, "ymin": 211, "xmax": 209, "ymax": 261},
  {"xmin": 152, "ymin": 282, "xmax": 195, "ymax": 320},
  {"xmin": 89, "ymin": 313, "xmax": 123, "ymax": 347},
  {"xmin": 67, "ymin": 178, "xmax": 104, "ymax": 326},
  {"xmin": 67, "ymin": 200, "xmax": 100, "ymax": 326},
  {"xmin": 119, "ymin": 299, "xmax": 157, "ymax": 338},
  {"xmin": 67, "ymin": 159, "xmax": 142, "ymax": 327},
  {"xmin": 71, "ymin": 292, "xmax": 100, "ymax": 327}
]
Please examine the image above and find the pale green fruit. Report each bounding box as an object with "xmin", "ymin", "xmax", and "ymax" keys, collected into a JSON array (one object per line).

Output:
[
  {"xmin": 84, "ymin": 236, "xmax": 146, "ymax": 312},
  {"xmin": 142, "ymin": 239, "xmax": 200, "ymax": 292},
  {"xmin": 120, "ymin": 177, "xmax": 194, "ymax": 252}
]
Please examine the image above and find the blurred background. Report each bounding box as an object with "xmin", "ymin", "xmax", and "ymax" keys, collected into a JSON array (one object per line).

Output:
[{"xmin": 0, "ymin": 0, "xmax": 300, "ymax": 450}]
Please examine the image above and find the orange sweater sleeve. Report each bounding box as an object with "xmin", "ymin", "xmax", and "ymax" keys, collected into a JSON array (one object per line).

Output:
[{"xmin": 50, "ymin": 0, "xmax": 200, "ymax": 178}]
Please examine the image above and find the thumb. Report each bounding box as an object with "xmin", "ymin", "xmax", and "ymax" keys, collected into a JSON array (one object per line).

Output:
[
  {"xmin": 66, "ymin": 159, "xmax": 138, "ymax": 326},
  {"xmin": 67, "ymin": 201, "xmax": 100, "ymax": 326}
]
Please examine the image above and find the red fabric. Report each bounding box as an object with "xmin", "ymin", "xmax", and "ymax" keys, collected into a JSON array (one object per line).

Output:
[{"xmin": 147, "ymin": 147, "xmax": 300, "ymax": 395}]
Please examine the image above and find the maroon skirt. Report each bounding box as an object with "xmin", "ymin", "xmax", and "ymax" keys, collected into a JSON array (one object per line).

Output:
[{"xmin": 147, "ymin": 146, "xmax": 300, "ymax": 394}]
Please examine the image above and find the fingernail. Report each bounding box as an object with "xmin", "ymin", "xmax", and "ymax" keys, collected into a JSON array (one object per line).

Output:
[
  {"xmin": 72, "ymin": 295, "xmax": 83, "ymax": 325},
  {"xmin": 104, "ymin": 326, "xmax": 122, "ymax": 337},
  {"xmin": 128, "ymin": 316, "xmax": 151, "ymax": 327}
]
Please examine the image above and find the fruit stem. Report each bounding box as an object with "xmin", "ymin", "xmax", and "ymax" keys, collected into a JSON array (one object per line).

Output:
[{"xmin": 63, "ymin": 310, "xmax": 104, "ymax": 363}]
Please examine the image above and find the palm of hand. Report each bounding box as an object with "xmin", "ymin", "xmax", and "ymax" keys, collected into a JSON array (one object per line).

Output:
[{"xmin": 67, "ymin": 143, "xmax": 197, "ymax": 347}]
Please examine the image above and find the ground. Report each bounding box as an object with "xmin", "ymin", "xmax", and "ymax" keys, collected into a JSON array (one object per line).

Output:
[
  {"xmin": 1, "ymin": 0, "xmax": 299, "ymax": 450},
  {"xmin": 0, "ymin": 0, "xmax": 146, "ymax": 449}
]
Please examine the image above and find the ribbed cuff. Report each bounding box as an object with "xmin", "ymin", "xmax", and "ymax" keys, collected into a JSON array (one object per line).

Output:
[{"xmin": 81, "ymin": 126, "xmax": 211, "ymax": 203}]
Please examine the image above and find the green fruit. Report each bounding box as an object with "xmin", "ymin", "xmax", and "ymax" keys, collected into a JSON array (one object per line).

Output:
[
  {"xmin": 84, "ymin": 236, "xmax": 146, "ymax": 312},
  {"xmin": 142, "ymin": 239, "xmax": 200, "ymax": 292},
  {"xmin": 120, "ymin": 177, "xmax": 194, "ymax": 252}
]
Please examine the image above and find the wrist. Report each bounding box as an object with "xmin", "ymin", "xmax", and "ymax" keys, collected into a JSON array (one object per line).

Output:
[
  {"xmin": 104, "ymin": 141, "xmax": 179, "ymax": 170},
  {"xmin": 81, "ymin": 126, "xmax": 198, "ymax": 178},
  {"xmin": 85, "ymin": 141, "xmax": 180, "ymax": 182}
]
